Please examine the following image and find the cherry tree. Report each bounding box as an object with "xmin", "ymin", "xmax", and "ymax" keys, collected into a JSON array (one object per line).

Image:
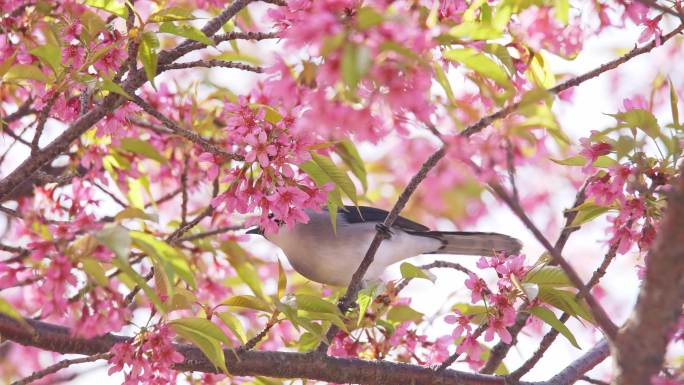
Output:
[{"xmin": 0, "ymin": 0, "xmax": 683, "ymax": 385}]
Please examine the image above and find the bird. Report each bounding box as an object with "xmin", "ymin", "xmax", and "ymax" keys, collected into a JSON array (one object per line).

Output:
[{"xmin": 247, "ymin": 205, "xmax": 522, "ymax": 287}]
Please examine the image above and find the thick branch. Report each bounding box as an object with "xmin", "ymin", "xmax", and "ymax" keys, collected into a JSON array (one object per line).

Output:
[
  {"xmin": 0, "ymin": 315, "xmax": 523, "ymax": 385},
  {"xmin": 613, "ymin": 170, "xmax": 684, "ymax": 385}
]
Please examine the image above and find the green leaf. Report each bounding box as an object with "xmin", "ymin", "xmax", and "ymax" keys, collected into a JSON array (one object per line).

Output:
[
  {"xmin": 399, "ymin": 262, "xmax": 435, "ymax": 282},
  {"xmin": 609, "ymin": 109, "xmax": 660, "ymax": 138},
  {"xmin": 217, "ymin": 312, "xmax": 247, "ymax": 344},
  {"xmin": 550, "ymin": 155, "xmax": 586, "ymax": 167},
  {"xmin": 149, "ymin": 7, "xmax": 196, "ymax": 22},
  {"xmin": 449, "ymin": 21, "xmax": 502, "ymax": 40},
  {"xmin": 170, "ymin": 317, "xmax": 231, "ymax": 345},
  {"xmin": 387, "ymin": 305, "xmax": 424, "ymax": 323},
  {"xmin": 451, "ymin": 303, "xmax": 489, "ymax": 324},
  {"xmin": 670, "ymin": 80, "xmax": 680, "ymax": 128},
  {"xmin": 568, "ymin": 201, "xmax": 613, "ymax": 227},
  {"xmin": 4, "ymin": 64, "xmax": 48, "ymax": 83},
  {"xmin": 277, "ymin": 259, "xmax": 287, "ymax": 299},
  {"xmin": 114, "ymin": 207, "xmax": 158, "ymax": 222},
  {"xmin": 81, "ymin": 258, "xmax": 109, "ymax": 286},
  {"xmin": 299, "ymin": 160, "xmax": 343, "ymax": 233},
  {"xmin": 0, "ymin": 297, "xmax": 31, "ymax": 330},
  {"xmin": 171, "ymin": 322, "xmax": 228, "ymax": 373},
  {"xmin": 356, "ymin": 285, "xmax": 377, "ymax": 326},
  {"xmin": 356, "ymin": 6, "xmax": 383, "ymax": 29},
  {"xmin": 112, "ymin": 258, "xmax": 165, "ymax": 312},
  {"xmin": 85, "ymin": 0, "xmax": 128, "ymax": 18},
  {"xmin": 120, "ymin": 138, "xmax": 167, "ymax": 163},
  {"xmin": 95, "ymin": 224, "xmax": 131, "ymax": 260},
  {"xmin": 29, "ymin": 44, "xmax": 62, "ymax": 75},
  {"xmin": 554, "ymin": 0, "xmax": 569, "ymax": 24},
  {"xmin": 139, "ymin": 32, "xmax": 159, "ymax": 87},
  {"xmin": 101, "ymin": 76, "xmax": 131, "ymax": 99},
  {"xmin": 222, "ymin": 242, "xmax": 265, "ymax": 299},
  {"xmin": 130, "ymin": 231, "xmax": 196, "ymax": 289},
  {"xmin": 538, "ymin": 287, "xmax": 594, "ymax": 324},
  {"xmin": 334, "ymin": 139, "xmax": 367, "ymax": 191},
  {"xmin": 159, "ymin": 22, "xmax": 213, "ymax": 46},
  {"xmin": 311, "ymin": 152, "xmax": 357, "ymax": 204},
  {"xmin": 528, "ymin": 53, "xmax": 556, "ymax": 88},
  {"xmin": 294, "ymin": 295, "xmax": 341, "ymax": 315},
  {"xmin": 523, "ymin": 266, "xmax": 573, "ymax": 288},
  {"xmin": 444, "ymin": 48, "xmax": 510, "ymax": 88},
  {"xmin": 341, "ymin": 43, "xmax": 371, "ymax": 92},
  {"xmin": 433, "ymin": 61, "xmax": 456, "ymax": 104},
  {"xmin": 529, "ymin": 306, "xmax": 580, "ymax": 348},
  {"xmin": 222, "ymin": 295, "xmax": 272, "ymax": 312}
]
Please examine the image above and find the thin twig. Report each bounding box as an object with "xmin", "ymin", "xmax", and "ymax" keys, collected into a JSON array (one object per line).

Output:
[
  {"xmin": 131, "ymin": 95, "xmax": 242, "ymax": 161},
  {"xmin": 160, "ymin": 60, "xmax": 262, "ymax": 73},
  {"xmin": 173, "ymin": 225, "xmax": 245, "ymax": 243},
  {"xmin": 635, "ymin": 0, "xmax": 684, "ymax": 19},
  {"xmin": 10, "ymin": 352, "xmax": 112, "ymax": 385},
  {"xmin": 31, "ymin": 94, "xmax": 58, "ymax": 154}
]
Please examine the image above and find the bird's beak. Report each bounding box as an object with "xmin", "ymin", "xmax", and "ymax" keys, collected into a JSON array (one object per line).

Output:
[{"xmin": 246, "ymin": 226, "xmax": 264, "ymax": 235}]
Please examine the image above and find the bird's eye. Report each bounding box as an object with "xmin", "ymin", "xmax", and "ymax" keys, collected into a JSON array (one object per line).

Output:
[{"xmin": 267, "ymin": 213, "xmax": 275, "ymax": 219}]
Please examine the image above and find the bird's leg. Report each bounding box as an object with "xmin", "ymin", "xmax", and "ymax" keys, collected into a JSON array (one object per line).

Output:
[{"xmin": 375, "ymin": 223, "xmax": 393, "ymax": 239}]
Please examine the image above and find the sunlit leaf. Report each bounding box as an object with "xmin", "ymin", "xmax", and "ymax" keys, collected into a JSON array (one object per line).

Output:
[
  {"xmin": 670, "ymin": 80, "xmax": 680, "ymax": 128},
  {"xmin": 609, "ymin": 109, "xmax": 660, "ymax": 138},
  {"xmin": 171, "ymin": 320, "xmax": 228, "ymax": 373},
  {"xmin": 29, "ymin": 44, "xmax": 62, "ymax": 75},
  {"xmin": 341, "ymin": 43, "xmax": 371, "ymax": 92},
  {"xmin": 120, "ymin": 138, "xmax": 167, "ymax": 163},
  {"xmin": 529, "ymin": 306, "xmax": 580, "ymax": 348},
  {"xmin": 311, "ymin": 152, "xmax": 357, "ymax": 204},
  {"xmin": 101, "ymin": 76, "xmax": 131, "ymax": 99},
  {"xmin": 538, "ymin": 287, "xmax": 595, "ymax": 324},
  {"xmin": 217, "ymin": 312, "xmax": 247, "ymax": 344},
  {"xmin": 357, "ymin": 6, "xmax": 383, "ymax": 29},
  {"xmin": 523, "ymin": 266, "xmax": 573, "ymax": 288},
  {"xmin": 159, "ymin": 22, "xmax": 213, "ymax": 45},
  {"xmin": 149, "ymin": 6, "xmax": 196, "ymax": 22},
  {"xmin": 444, "ymin": 48, "xmax": 510, "ymax": 88},
  {"xmin": 130, "ymin": 231, "xmax": 196, "ymax": 289},
  {"xmin": 568, "ymin": 200, "xmax": 614, "ymax": 227},
  {"xmin": 0, "ymin": 298, "xmax": 32, "ymax": 331},
  {"xmin": 294, "ymin": 295, "xmax": 341, "ymax": 316},
  {"xmin": 85, "ymin": 0, "xmax": 128, "ymax": 18},
  {"xmin": 387, "ymin": 305, "xmax": 424, "ymax": 323},
  {"xmin": 111, "ymin": 258, "xmax": 165, "ymax": 312},
  {"xmin": 95, "ymin": 224, "xmax": 131, "ymax": 260},
  {"xmin": 81, "ymin": 258, "xmax": 109, "ymax": 286},
  {"xmin": 399, "ymin": 262, "xmax": 435, "ymax": 282},
  {"xmin": 277, "ymin": 259, "xmax": 287, "ymax": 299},
  {"xmin": 139, "ymin": 32, "xmax": 159, "ymax": 87},
  {"xmin": 4, "ymin": 64, "xmax": 48, "ymax": 83},
  {"xmin": 334, "ymin": 139, "xmax": 367, "ymax": 191},
  {"xmin": 223, "ymin": 295, "xmax": 272, "ymax": 312}
]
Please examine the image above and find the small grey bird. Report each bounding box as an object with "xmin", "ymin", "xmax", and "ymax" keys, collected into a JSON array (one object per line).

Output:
[{"xmin": 248, "ymin": 206, "xmax": 522, "ymax": 287}]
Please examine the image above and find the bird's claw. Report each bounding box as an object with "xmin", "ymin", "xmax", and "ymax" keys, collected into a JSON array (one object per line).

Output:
[{"xmin": 375, "ymin": 223, "xmax": 393, "ymax": 239}]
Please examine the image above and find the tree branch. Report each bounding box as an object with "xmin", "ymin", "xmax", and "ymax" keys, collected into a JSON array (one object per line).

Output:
[
  {"xmin": 10, "ymin": 352, "xmax": 112, "ymax": 385},
  {"xmin": 613, "ymin": 170, "xmax": 684, "ymax": 385},
  {"xmin": 0, "ymin": 314, "xmax": 528, "ymax": 385},
  {"xmin": 131, "ymin": 95, "xmax": 242, "ymax": 161},
  {"xmin": 160, "ymin": 60, "xmax": 262, "ymax": 73}
]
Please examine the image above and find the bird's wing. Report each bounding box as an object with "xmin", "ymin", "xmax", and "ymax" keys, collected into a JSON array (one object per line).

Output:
[{"xmin": 335, "ymin": 205, "xmax": 430, "ymax": 232}]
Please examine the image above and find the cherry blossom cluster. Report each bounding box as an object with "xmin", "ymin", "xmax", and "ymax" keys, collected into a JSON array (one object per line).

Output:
[{"xmin": 108, "ymin": 325, "xmax": 184, "ymax": 385}]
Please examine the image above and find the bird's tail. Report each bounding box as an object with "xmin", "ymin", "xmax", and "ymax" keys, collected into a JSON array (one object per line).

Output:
[{"xmin": 421, "ymin": 231, "xmax": 522, "ymax": 256}]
